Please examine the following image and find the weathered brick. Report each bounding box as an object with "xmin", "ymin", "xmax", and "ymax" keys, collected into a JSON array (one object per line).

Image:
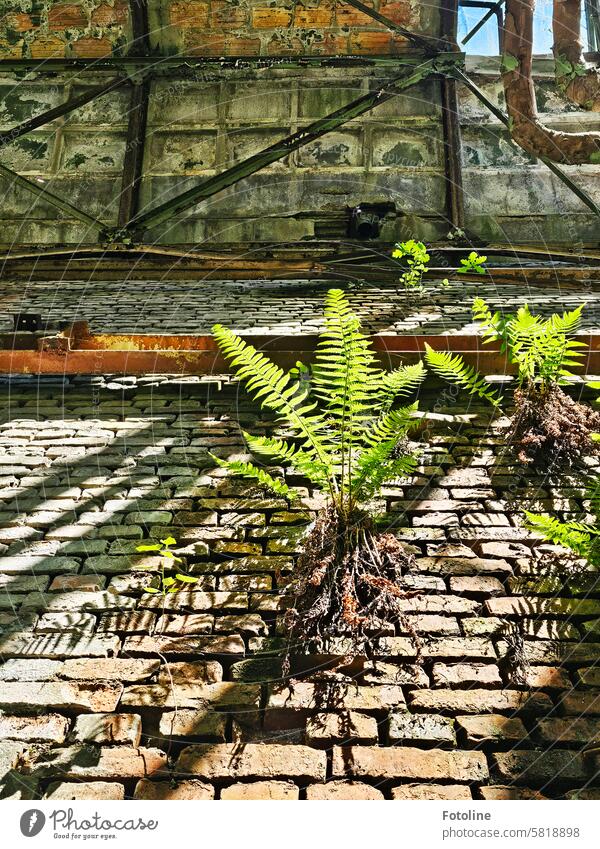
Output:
[
  {"xmin": 267, "ymin": 683, "xmax": 405, "ymax": 712},
  {"xmin": 46, "ymin": 781, "xmax": 125, "ymax": 800},
  {"xmin": 306, "ymin": 781, "xmax": 384, "ymax": 800},
  {"xmin": 121, "ymin": 682, "xmax": 260, "ymax": 710},
  {"xmin": 0, "ymin": 633, "xmax": 119, "ymax": 659},
  {"xmin": 559, "ymin": 690, "xmax": 600, "ymax": 715},
  {"xmin": 388, "ymin": 713, "xmax": 456, "ymax": 745},
  {"xmin": 306, "ymin": 712, "xmax": 379, "ymax": 746},
  {"xmin": 155, "ymin": 613, "xmax": 213, "ymax": 635},
  {"xmin": 391, "ymin": 784, "xmax": 472, "ymax": 800},
  {"xmin": 487, "ymin": 596, "xmax": 600, "ymax": 617},
  {"xmin": 332, "ymin": 746, "xmax": 488, "ymax": 782},
  {"xmin": 536, "ymin": 717, "xmax": 600, "ymax": 745},
  {"xmin": 157, "ymin": 660, "xmax": 223, "ymax": 684},
  {"xmin": 139, "ymin": 591, "xmax": 247, "ymax": 611},
  {"xmin": 176, "ymin": 744, "xmax": 326, "ymax": 781},
  {"xmin": 431, "ymin": 663, "xmax": 502, "ymax": 688},
  {"xmin": 221, "ymin": 780, "xmax": 299, "ymax": 800},
  {"xmin": 134, "ymin": 779, "xmax": 214, "ymax": 799},
  {"xmin": 0, "ymin": 659, "xmax": 62, "ymax": 681},
  {"xmin": 159, "ymin": 709, "xmax": 226, "ymax": 740},
  {"xmin": 457, "ymin": 714, "xmax": 528, "ymax": 744},
  {"xmin": 498, "ymin": 641, "xmax": 600, "ymax": 665},
  {"xmin": 416, "ymin": 557, "xmax": 512, "ymax": 576},
  {"xmin": 214, "ymin": 614, "xmax": 267, "ymax": 635},
  {"xmin": 0, "ymin": 713, "xmax": 69, "ymax": 743},
  {"xmin": 410, "ymin": 689, "xmax": 552, "ymax": 715},
  {"xmin": 123, "ymin": 635, "xmax": 245, "ymax": 656},
  {"xmin": 60, "ymin": 658, "xmax": 159, "ymax": 682},
  {"xmin": 480, "ymin": 786, "xmax": 547, "ymax": 800},
  {"xmin": 27, "ymin": 745, "xmax": 168, "ymax": 780},
  {"xmin": 21, "ymin": 591, "xmax": 135, "ymax": 612},
  {"xmin": 449, "ymin": 576, "xmax": 505, "ymax": 595},
  {"xmin": 69, "ymin": 714, "xmax": 142, "ymax": 746},
  {"xmin": 0, "ymin": 681, "xmax": 122, "ymax": 713},
  {"xmin": 494, "ymin": 750, "xmax": 588, "ymax": 785}
]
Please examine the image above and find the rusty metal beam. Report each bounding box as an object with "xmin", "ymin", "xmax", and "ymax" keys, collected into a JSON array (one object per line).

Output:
[
  {"xmin": 3, "ymin": 324, "xmax": 600, "ymax": 375},
  {"xmin": 439, "ymin": 0, "xmax": 466, "ymax": 232},
  {"xmin": 116, "ymin": 79, "xmax": 150, "ymax": 230},
  {"xmin": 125, "ymin": 54, "xmax": 462, "ymax": 234},
  {"xmin": 339, "ymin": 0, "xmax": 441, "ymax": 53},
  {"xmin": 0, "ymin": 78, "xmax": 128, "ymax": 149},
  {"xmin": 129, "ymin": 0, "xmax": 150, "ymax": 55}
]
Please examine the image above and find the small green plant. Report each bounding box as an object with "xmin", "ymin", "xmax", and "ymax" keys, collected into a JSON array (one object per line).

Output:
[
  {"xmin": 136, "ymin": 536, "xmax": 198, "ymax": 596},
  {"xmin": 472, "ymin": 298, "xmax": 586, "ymax": 385},
  {"xmin": 456, "ymin": 251, "xmax": 487, "ymax": 274},
  {"xmin": 525, "ymin": 476, "xmax": 600, "ymax": 565},
  {"xmin": 392, "ymin": 239, "xmax": 431, "ymax": 289},
  {"xmin": 211, "ymin": 289, "xmax": 428, "ymax": 655}
]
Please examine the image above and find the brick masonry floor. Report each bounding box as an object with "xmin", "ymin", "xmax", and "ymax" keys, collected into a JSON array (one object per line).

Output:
[
  {"xmin": 1, "ymin": 375, "xmax": 600, "ymax": 800},
  {"xmin": 1, "ymin": 277, "xmax": 599, "ymax": 335}
]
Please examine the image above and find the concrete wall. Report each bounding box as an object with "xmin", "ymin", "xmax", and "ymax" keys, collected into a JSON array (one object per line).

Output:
[{"xmin": 0, "ymin": 2, "xmax": 599, "ymax": 246}]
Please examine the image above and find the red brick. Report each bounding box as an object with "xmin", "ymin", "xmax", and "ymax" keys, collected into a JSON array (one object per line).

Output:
[
  {"xmin": 294, "ymin": 9, "xmax": 333, "ymax": 27},
  {"xmin": 48, "ymin": 4, "xmax": 88, "ymax": 29},
  {"xmin": 251, "ymin": 9, "xmax": 292, "ymax": 28},
  {"xmin": 391, "ymin": 784, "xmax": 472, "ymax": 800},
  {"xmin": 210, "ymin": 1, "xmax": 248, "ymax": 28},
  {"xmin": 494, "ymin": 751, "xmax": 587, "ymax": 785},
  {"xmin": 30, "ymin": 35, "xmax": 65, "ymax": 59},
  {"xmin": 72, "ymin": 37, "xmax": 113, "ymax": 58},
  {"xmin": 169, "ymin": 1, "xmax": 209, "ymax": 28},
  {"xmin": 221, "ymin": 781, "xmax": 299, "ymax": 800},
  {"xmin": 332, "ymin": 746, "xmax": 488, "ymax": 782},
  {"xmin": 410, "ymin": 689, "xmax": 552, "ymax": 715},
  {"xmin": 176, "ymin": 744, "xmax": 326, "ymax": 781},
  {"xmin": 481, "ymin": 786, "xmax": 547, "ymax": 800},
  {"xmin": 27, "ymin": 746, "xmax": 168, "ymax": 780},
  {"xmin": 457, "ymin": 714, "xmax": 528, "ymax": 744},
  {"xmin": 306, "ymin": 712, "xmax": 379, "ymax": 746},
  {"xmin": 307, "ymin": 781, "xmax": 384, "ymax": 800},
  {"xmin": 134, "ymin": 779, "xmax": 213, "ymax": 799},
  {"xmin": 46, "ymin": 781, "xmax": 125, "ymax": 800}
]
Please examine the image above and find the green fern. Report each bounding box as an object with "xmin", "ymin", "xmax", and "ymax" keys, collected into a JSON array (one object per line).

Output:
[
  {"xmin": 471, "ymin": 298, "xmax": 586, "ymax": 386},
  {"xmin": 212, "ymin": 289, "xmax": 425, "ymax": 516},
  {"xmin": 423, "ymin": 344, "xmax": 501, "ymax": 406},
  {"xmin": 525, "ymin": 511, "xmax": 598, "ymax": 560}
]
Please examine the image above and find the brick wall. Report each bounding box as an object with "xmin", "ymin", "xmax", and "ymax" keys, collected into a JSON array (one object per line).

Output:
[
  {"xmin": 0, "ymin": 0, "xmax": 435, "ymax": 59},
  {"xmin": 1, "ymin": 375, "xmax": 600, "ymax": 800},
  {"xmin": 0, "ymin": 1, "xmax": 132, "ymax": 59},
  {"xmin": 149, "ymin": 0, "xmax": 431, "ymax": 57}
]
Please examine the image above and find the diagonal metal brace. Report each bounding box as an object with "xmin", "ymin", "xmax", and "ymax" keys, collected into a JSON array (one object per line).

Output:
[
  {"xmin": 0, "ymin": 78, "xmax": 128, "ymax": 149},
  {"xmin": 449, "ymin": 66, "xmax": 600, "ymax": 219},
  {"xmin": 125, "ymin": 54, "xmax": 463, "ymax": 235},
  {"xmin": 0, "ymin": 162, "xmax": 105, "ymax": 231},
  {"xmin": 340, "ymin": 0, "xmax": 443, "ymax": 54}
]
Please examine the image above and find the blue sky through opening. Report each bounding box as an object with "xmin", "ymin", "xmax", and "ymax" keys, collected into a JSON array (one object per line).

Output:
[{"xmin": 458, "ymin": 0, "xmax": 589, "ymax": 54}]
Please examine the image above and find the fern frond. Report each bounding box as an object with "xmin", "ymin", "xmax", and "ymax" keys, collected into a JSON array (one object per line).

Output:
[
  {"xmin": 243, "ymin": 432, "xmax": 330, "ymax": 489},
  {"xmin": 209, "ymin": 454, "xmax": 297, "ymax": 500},
  {"xmin": 380, "ymin": 362, "xmax": 427, "ymax": 410},
  {"xmin": 352, "ymin": 448, "xmax": 418, "ymax": 502},
  {"xmin": 472, "ymin": 297, "xmax": 504, "ymax": 344},
  {"xmin": 524, "ymin": 512, "xmax": 592, "ymax": 557},
  {"xmin": 424, "ymin": 344, "xmax": 501, "ymax": 406},
  {"xmin": 212, "ymin": 324, "xmax": 334, "ymax": 488}
]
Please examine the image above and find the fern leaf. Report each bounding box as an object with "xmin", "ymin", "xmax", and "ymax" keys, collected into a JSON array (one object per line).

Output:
[
  {"xmin": 243, "ymin": 432, "xmax": 330, "ymax": 489},
  {"xmin": 524, "ymin": 512, "xmax": 592, "ymax": 557},
  {"xmin": 380, "ymin": 362, "xmax": 427, "ymax": 409},
  {"xmin": 212, "ymin": 324, "xmax": 333, "ymax": 476},
  {"xmin": 209, "ymin": 453, "xmax": 297, "ymax": 500},
  {"xmin": 424, "ymin": 344, "xmax": 501, "ymax": 406}
]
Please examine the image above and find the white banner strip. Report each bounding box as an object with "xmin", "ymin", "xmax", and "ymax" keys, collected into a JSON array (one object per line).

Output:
[{"xmin": 1, "ymin": 799, "xmax": 598, "ymax": 849}]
